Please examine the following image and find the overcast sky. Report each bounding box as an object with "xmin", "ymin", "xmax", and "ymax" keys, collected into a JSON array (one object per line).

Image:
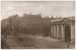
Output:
[{"xmin": 1, "ymin": 1, "xmax": 74, "ymax": 19}]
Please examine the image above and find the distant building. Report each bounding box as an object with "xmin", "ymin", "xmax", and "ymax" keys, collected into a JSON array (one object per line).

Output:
[{"xmin": 50, "ymin": 16, "xmax": 75, "ymax": 42}]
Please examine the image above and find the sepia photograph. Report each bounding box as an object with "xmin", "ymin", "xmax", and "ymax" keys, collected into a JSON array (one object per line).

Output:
[{"xmin": 1, "ymin": 0, "xmax": 75, "ymax": 49}]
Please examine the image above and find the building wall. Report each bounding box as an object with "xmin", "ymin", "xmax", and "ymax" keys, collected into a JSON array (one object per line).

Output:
[{"xmin": 50, "ymin": 17, "xmax": 75, "ymax": 42}]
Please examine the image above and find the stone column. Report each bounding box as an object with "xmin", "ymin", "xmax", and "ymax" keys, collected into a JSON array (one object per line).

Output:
[
  {"xmin": 71, "ymin": 23, "xmax": 75, "ymax": 42},
  {"xmin": 50, "ymin": 24, "xmax": 53, "ymax": 37},
  {"xmin": 61, "ymin": 24, "xmax": 64, "ymax": 40},
  {"xmin": 53, "ymin": 24, "xmax": 55, "ymax": 39},
  {"xmin": 54, "ymin": 24, "xmax": 56, "ymax": 39},
  {"xmin": 51, "ymin": 24, "xmax": 54, "ymax": 38},
  {"xmin": 52, "ymin": 24, "xmax": 54, "ymax": 38},
  {"xmin": 57, "ymin": 24, "xmax": 61, "ymax": 40},
  {"xmin": 55, "ymin": 24, "xmax": 57, "ymax": 39},
  {"xmin": 57, "ymin": 24, "xmax": 59, "ymax": 39},
  {"xmin": 50, "ymin": 24, "xmax": 51, "ymax": 37},
  {"xmin": 53, "ymin": 24, "xmax": 54, "ymax": 38}
]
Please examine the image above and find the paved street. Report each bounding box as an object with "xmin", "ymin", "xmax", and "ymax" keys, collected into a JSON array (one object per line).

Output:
[{"xmin": 6, "ymin": 34, "xmax": 74, "ymax": 49}]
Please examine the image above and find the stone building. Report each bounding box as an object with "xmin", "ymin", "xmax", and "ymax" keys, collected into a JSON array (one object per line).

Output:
[{"xmin": 50, "ymin": 17, "xmax": 75, "ymax": 42}]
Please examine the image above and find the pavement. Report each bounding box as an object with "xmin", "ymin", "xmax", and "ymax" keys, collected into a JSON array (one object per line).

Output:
[{"xmin": 5, "ymin": 34, "xmax": 74, "ymax": 49}]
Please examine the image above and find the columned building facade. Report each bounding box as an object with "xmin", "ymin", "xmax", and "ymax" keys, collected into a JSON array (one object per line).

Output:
[{"xmin": 50, "ymin": 17, "xmax": 75, "ymax": 41}]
